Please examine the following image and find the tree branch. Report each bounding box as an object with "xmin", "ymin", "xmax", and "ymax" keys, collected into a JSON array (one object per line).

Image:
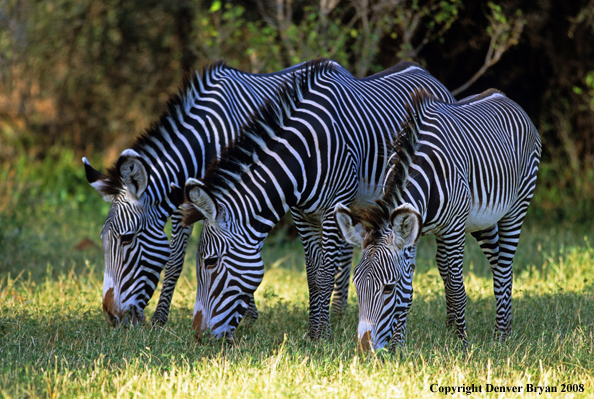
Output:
[{"xmin": 452, "ymin": 5, "xmax": 525, "ymax": 96}]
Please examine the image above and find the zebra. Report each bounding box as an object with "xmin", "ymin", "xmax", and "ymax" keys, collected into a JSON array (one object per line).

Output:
[
  {"xmin": 334, "ymin": 88, "xmax": 542, "ymax": 351},
  {"xmin": 180, "ymin": 59, "xmax": 455, "ymax": 341},
  {"xmin": 82, "ymin": 60, "xmax": 349, "ymax": 326}
]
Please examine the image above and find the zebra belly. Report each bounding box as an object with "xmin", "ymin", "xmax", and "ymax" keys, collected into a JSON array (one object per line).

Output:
[{"xmin": 465, "ymin": 202, "xmax": 509, "ymax": 232}]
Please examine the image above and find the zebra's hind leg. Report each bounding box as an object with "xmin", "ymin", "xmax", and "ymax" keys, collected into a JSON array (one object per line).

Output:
[
  {"xmin": 471, "ymin": 224, "xmax": 510, "ymax": 339},
  {"xmin": 436, "ymin": 232, "xmax": 469, "ymax": 342},
  {"xmin": 152, "ymin": 209, "xmax": 194, "ymax": 326},
  {"xmin": 331, "ymin": 242, "xmax": 353, "ymax": 316},
  {"xmin": 490, "ymin": 207, "xmax": 530, "ymax": 340}
]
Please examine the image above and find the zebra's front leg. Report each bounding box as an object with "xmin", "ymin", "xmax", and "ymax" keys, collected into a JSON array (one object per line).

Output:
[
  {"xmin": 331, "ymin": 242, "xmax": 353, "ymax": 315},
  {"xmin": 436, "ymin": 232, "xmax": 468, "ymax": 342},
  {"xmin": 302, "ymin": 236, "xmax": 333, "ymax": 341},
  {"xmin": 152, "ymin": 209, "xmax": 193, "ymax": 326},
  {"xmin": 313, "ymin": 224, "xmax": 344, "ymax": 340},
  {"xmin": 304, "ymin": 221, "xmax": 343, "ymax": 340}
]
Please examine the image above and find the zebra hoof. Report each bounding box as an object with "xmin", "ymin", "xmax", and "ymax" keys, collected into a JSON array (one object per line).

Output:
[
  {"xmin": 458, "ymin": 340, "xmax": 471, "ymax": 356},
  {"xmin": 445, "ymin": 314, "xmax": 456, "ymax": 329},
  {"xmin": 388, "ymin": 337, "xmax": 406, "ymax": 356},
  {"xmin": 150, "ymin": 310, "xmax": 168, "ymax": 327},
  {"xmin": 493, "ymin": 326, "xmax": 511, "ymax": 341}
]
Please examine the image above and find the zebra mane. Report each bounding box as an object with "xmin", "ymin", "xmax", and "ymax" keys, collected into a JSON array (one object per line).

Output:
[
  {"xmin": 456, "ymin": 88, "xmax": 505, "ymax": 105},
  {"xmin": 198, "ymin": 58, "xmax": 336, "ymax": 197},
  {"xmin": 101, "ymin": 60, "xmax": 231, "ymax": 193},
  {"xmin": 362, "ymin": 61, "xmax": 422, "ymax": 80},
  {"xmin": 348, "ymin": 89, "xmax": 426, "ymax": 230}
]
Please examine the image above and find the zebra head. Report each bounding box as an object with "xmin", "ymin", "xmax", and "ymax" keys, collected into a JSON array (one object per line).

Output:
[
  {"xmin": 83, "ymin": 150, "xmax": 171, "ymax": 326},
  {"xmin": 182, "ymin": 178, "xmax": 264, "ymax": 341},
  {"xmin": 335, "ymin": 203, "xmax": 422, "ymax": 352}
]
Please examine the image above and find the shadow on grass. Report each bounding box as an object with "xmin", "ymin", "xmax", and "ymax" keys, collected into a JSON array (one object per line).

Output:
[{"xmin": 0, "ymin": 284, "xmax": 592, "ymax": 381}]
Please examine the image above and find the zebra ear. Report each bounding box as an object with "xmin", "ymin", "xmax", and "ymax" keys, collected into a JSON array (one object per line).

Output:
[
  {"xmin": 182, "ymin": 178, "xmax": 217, "ymax": 226},
  {"xmin": 390, "ymin": 204, "xmax": 422, "ymax": 249},
  {"xmin": 117, "ymin": 149, "xmax": 149, "ymax": 201},
  {"xmin": 83, "ymin": 157, "xmax": 114, "ymax": 202},
  {"xmin": 334, "ymin": 204, "xmax": 365, "ymax": 247}
]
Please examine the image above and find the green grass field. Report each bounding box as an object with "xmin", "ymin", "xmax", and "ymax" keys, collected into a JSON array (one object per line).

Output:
[{"xmin": 1, "ymin": 160, "xmax": 593, "ymax": 398}]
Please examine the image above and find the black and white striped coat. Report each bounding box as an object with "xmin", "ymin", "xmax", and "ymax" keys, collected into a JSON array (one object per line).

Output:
[
  {"xmin": 335, "ymin": 89, "xmax": 541, "ymax": 351},
  {"xmin": 181, "ymin": 60, "xmax": 455, "ymax": 340},
  {"xmin": 83, "ymin": 61, "xmax": 321, "ymax": 326}
]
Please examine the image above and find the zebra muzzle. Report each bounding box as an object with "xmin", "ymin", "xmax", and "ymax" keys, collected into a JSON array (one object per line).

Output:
[
  {"xmin": 102, "ymin": 295, "xmax": 145, "ymax": 328},
  {"xmin": 102, "ymin": 287, "xmax": 120, "ymax": 327}
]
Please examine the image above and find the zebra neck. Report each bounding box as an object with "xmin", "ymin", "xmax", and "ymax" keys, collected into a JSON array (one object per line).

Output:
[
  {"xmin": 132, "ymin": 117, "xmax": 220, "ymax": 215},
  {"xmin": 216, "ymin": 153, "xmax": 306, "ymax": 241},
  {"xmin": 399, "ymin": 182, "xmax": 430, "ymax": 226}
]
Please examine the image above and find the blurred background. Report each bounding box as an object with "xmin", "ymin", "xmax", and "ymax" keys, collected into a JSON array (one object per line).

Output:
[{"xmin": 1, "ymin": 0, "xmax": 593, "ymax": 241}]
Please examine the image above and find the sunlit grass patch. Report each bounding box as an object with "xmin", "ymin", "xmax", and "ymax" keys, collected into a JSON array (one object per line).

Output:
[{"xmin": 1, "ymin": 167, "xmax": 594, "ymax": 397}]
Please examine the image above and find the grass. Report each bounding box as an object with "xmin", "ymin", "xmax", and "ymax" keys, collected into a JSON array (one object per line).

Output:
[{"xmin": 1, "ymin": 159, "xmax": 594, "ymax": 398}]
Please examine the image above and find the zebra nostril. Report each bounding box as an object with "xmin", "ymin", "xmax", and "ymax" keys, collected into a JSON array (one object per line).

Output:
[
  {"xmin": 193, "ymin": 310, "xmax": 205, "ymax": 333},
  {"xmin": 102, "ymin": 287, "xmax": 130, "ymax": 328},
  {"xmin": 102, "ymin": 288, "xmax": 122, "ymax": 327},
  {"xmin": 194, "ymin": 329, "xmax": 208, "ymax": 343},
  {"xmin": 130, "ymin": 310, "xmax": 138, "ymax": 327},
  {"xmin": 359, "ymin": 331, "xmax": 374, "ymax": 352},
  {"xmin": 120, "ymin": 312, "xmax": 131, "ymax": 328}
]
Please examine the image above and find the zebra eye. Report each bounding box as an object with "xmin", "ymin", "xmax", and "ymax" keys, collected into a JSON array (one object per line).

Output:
[
  {"xmin": 204, "ymin": 256, "xmax": 220, "ymax": 269},
  {"xmin": 120, "ymin": 233, "xmax": 134, "ymax": 245},
  {"xmin": 383, "ymin": 284, "xmax": 395, "ymax": 295}
]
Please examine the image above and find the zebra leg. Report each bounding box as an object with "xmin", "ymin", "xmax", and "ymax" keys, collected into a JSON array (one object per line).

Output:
[
  {"xmin": 435, "ymin": 232, "xmax": 468, "ymax": 342},
  {"xmin": 436, "ymin": 237, "xmax": 455, "ymax": 329},
  {"xmin": 471, "ymin": 225, "xmax": 500, "ymax": 271},
  {"xmin": 490, "ymin": 207, "xmax": 530, "ymax": 340},
  {"xmin": 471, "ymin": 224, "xmax": 512, "ymax": 339},
  {"xmin": 303, "ymin": 237, "xmax": 329, "ymax": 340},
  {"xmin": 310, "ymin": 219, "xmax": 344, "ymax": 340},
  {"xmin": 152, "ymin": 209, "xmax": 194, "ymax": 326},
  {"xmin": 292, "ymin": 209, "xmax": 344, "ymax": 340},
  {"xmin": 331, "ymin": 242, "xmax": 353, "ymax": 315},
  {"xmin": 299, "ymin": 215, "xmax": 342, "ymax": 340},
  {"xmin": 291, "ymin": 210, "xmax": 325, "ymax": 340},
  {"xmin": 488, "ymin": 157, "xmax": 538, "ymax": 340}
]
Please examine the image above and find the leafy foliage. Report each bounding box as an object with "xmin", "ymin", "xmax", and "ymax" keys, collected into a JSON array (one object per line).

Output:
[{"xmin": 1, "ymin": 0, "xmax": 594, "ymax": 220}]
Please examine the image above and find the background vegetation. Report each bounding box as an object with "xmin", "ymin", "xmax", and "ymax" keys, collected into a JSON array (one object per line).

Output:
[
  {"xmin": 2, "ymin": 0, "xmax": 594, "ymax": 219},
  {"xmin": 1, "ymin": 0, "xmax": 593, "ymax": 397}
]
